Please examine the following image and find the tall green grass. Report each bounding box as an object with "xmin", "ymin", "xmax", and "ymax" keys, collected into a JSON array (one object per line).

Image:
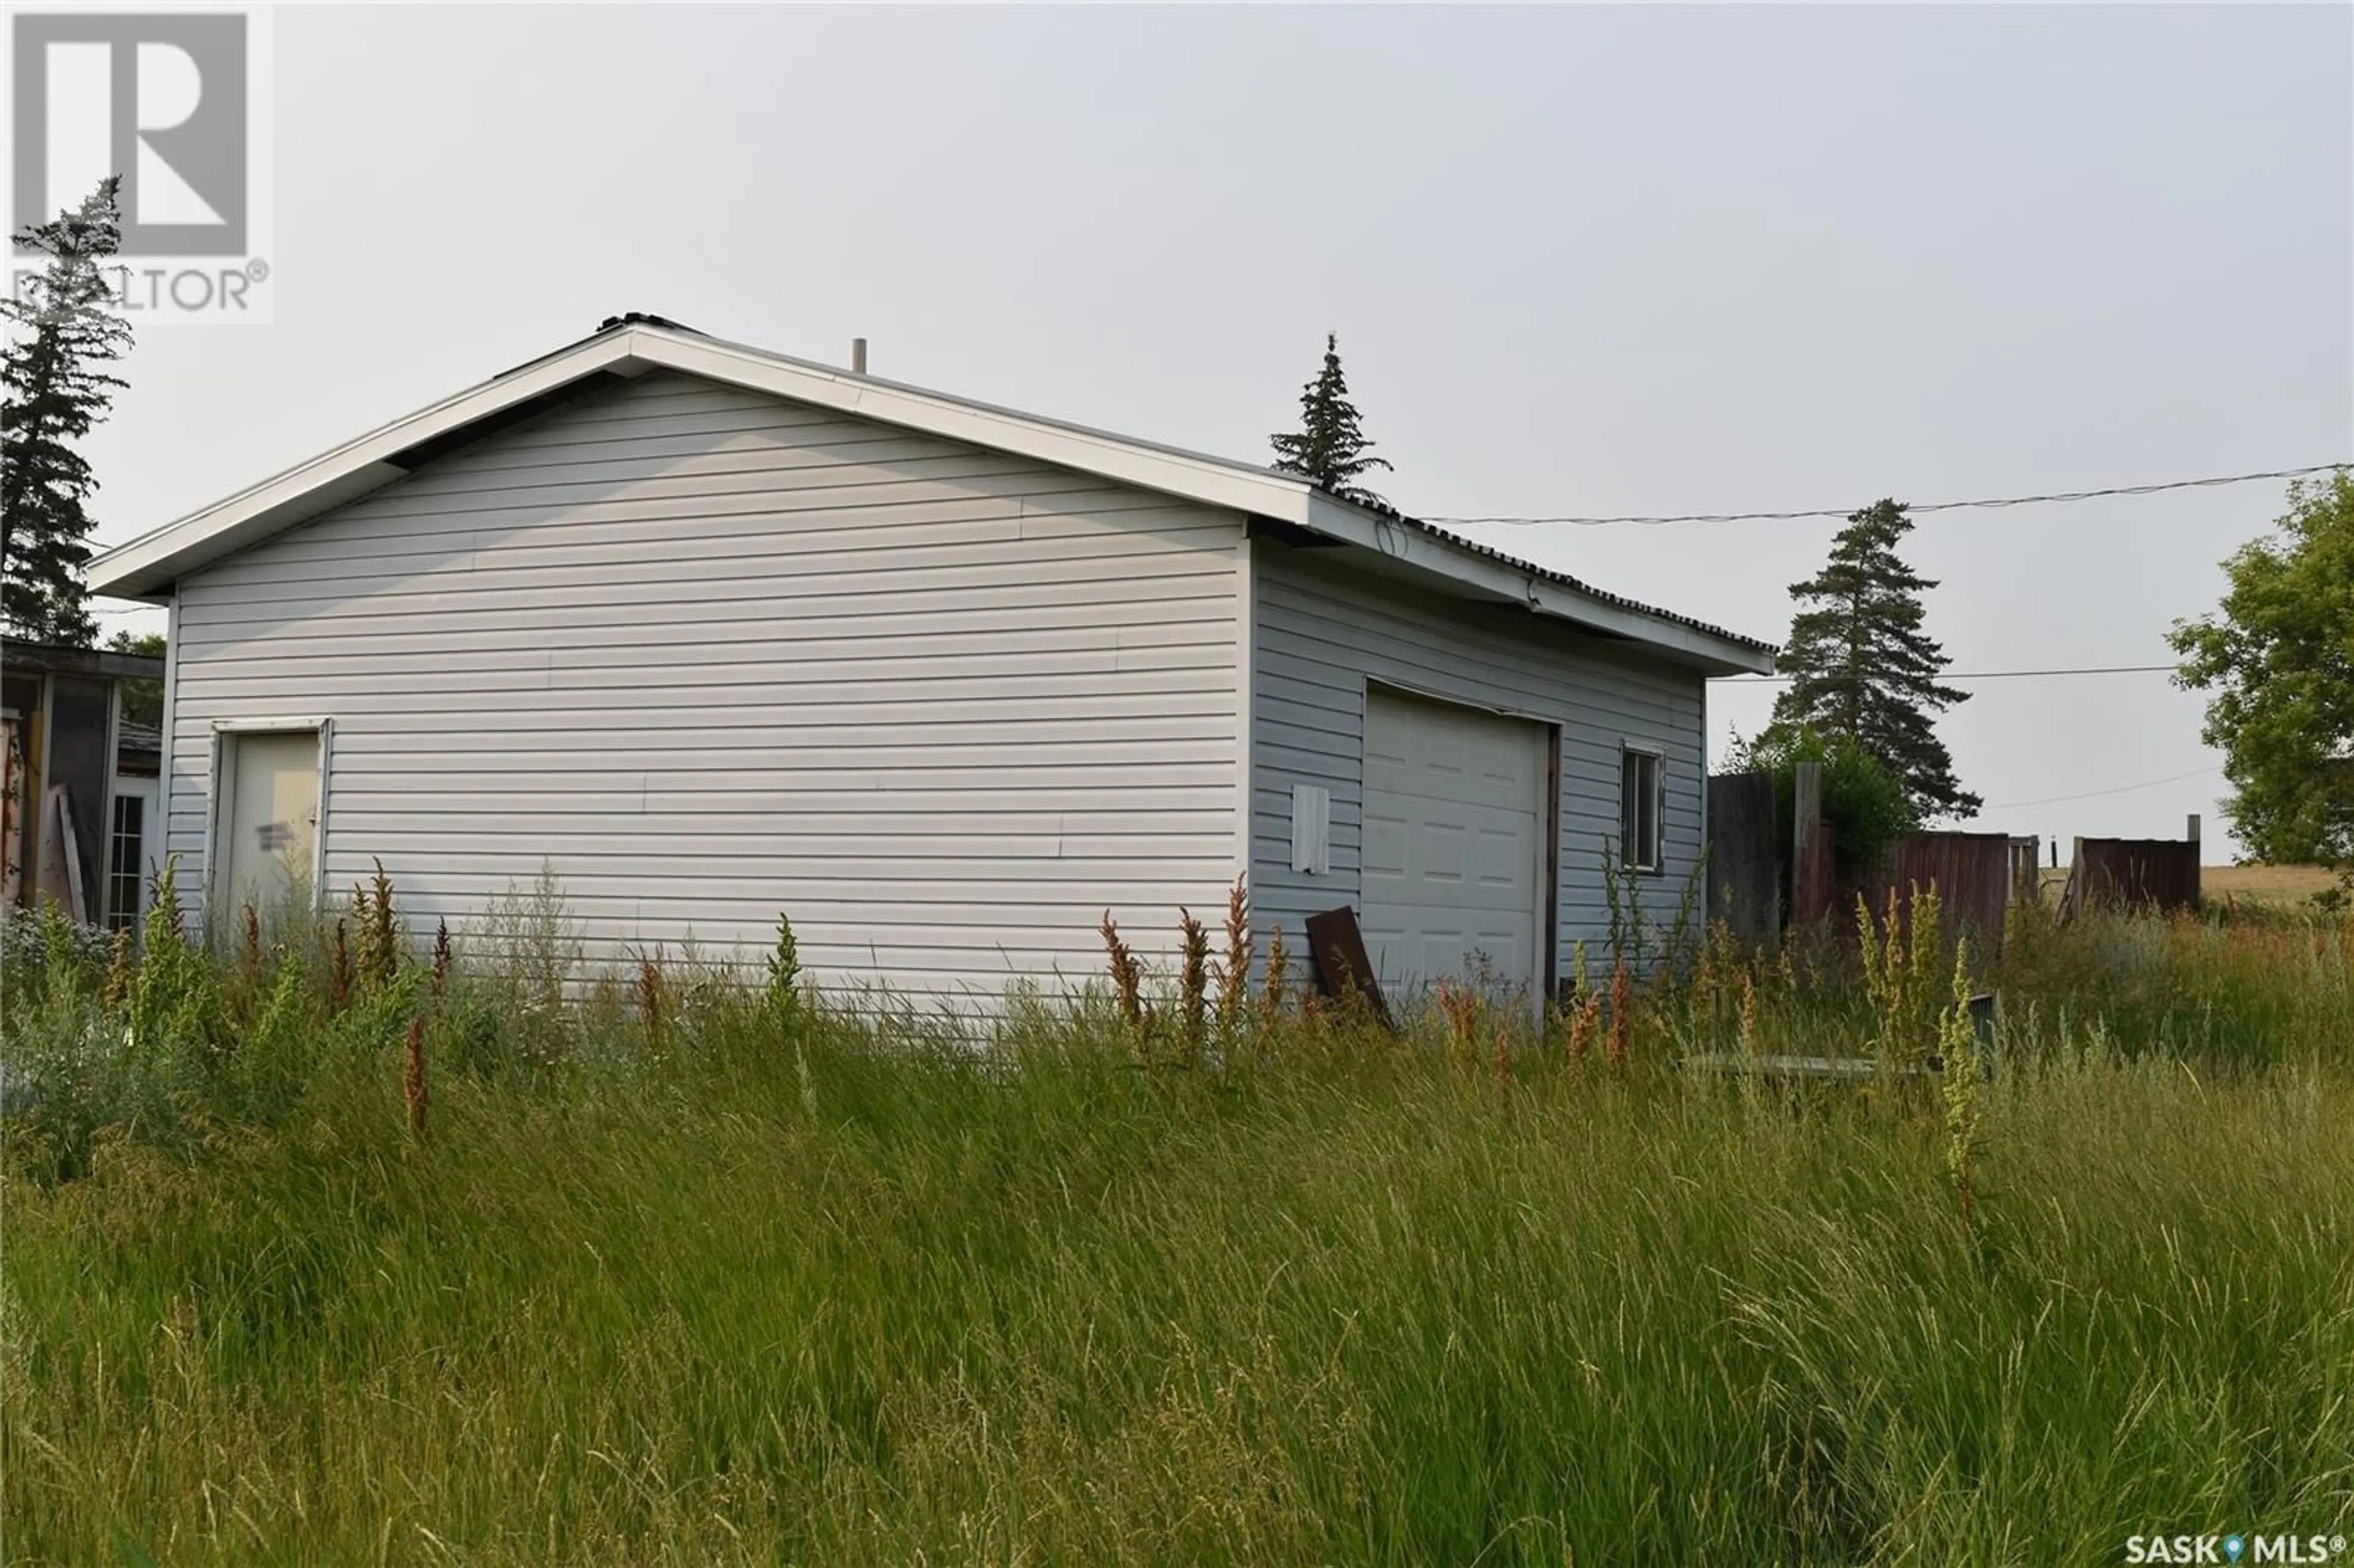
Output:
[{"xmin": 3, "ymin": 883, "xmax": 2350, "ymax": 1566}]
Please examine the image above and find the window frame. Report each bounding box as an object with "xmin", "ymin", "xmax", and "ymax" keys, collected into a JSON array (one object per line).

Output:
[{"xmin": 1619, "ymin": 742, "xmax": 1666, "ymax": 876}]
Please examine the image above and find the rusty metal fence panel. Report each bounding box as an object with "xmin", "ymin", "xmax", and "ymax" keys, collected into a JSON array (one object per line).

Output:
[
  {"xmin": 1848, "ymin": 831, "xmax": 2013, "ymax": 941},
  {"xmin": 2062, "ymin": 837, "xmax": 2201, "ymax": 916}
]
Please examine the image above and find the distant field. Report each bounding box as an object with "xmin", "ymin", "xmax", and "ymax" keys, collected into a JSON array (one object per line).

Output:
[
  {"xmin": 2204, "ymin": 864, "xmax": 2340, "ymax": 903},
  {"xmin": 2030, "ymin": 863, "xmax": 2337, "ymax": 905}
]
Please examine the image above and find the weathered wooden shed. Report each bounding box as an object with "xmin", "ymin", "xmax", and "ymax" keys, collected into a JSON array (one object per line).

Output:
[
  {"xmin": 2, "ymin": 637, "xmax": 165, "ymax": 928},
  {"xmin": 88, "ymin": 314, "xmax": 1773, "ymax": 1003}
]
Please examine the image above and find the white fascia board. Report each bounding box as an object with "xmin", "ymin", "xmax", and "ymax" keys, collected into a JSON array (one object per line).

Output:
[
  {"xmin": 1301, "ymin": 493, "xmax": 1774, "ymax": 676},
  {"xmin": 87, "ymin": 334, "xmax": 644, "ymax": 600}
]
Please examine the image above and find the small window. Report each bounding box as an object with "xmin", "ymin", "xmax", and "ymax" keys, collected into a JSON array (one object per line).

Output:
[{"xmin": 1620, "ymin": 747, "xmax": 1664, "ymax": 873}]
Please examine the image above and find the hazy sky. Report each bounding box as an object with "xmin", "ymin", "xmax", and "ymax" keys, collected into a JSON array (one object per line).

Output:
[{"xmin": 80, "ymin": 4, "xmax": 2352, "ymax": 858}]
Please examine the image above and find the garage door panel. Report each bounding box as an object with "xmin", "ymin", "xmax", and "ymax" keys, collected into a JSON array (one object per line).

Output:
[
  {"xmin": 1361, "ymin": 813, "xmax": 1409, "ymax": 878},
  {"xmin": 1422, "ymin": 823, "xmax": 1467, "ymax": 883},
  {"xmin": 1368, "ymin": 926, "xmax": 1537, "ymax": 992},
  {"xmin": 1360, "ymin": 690, "xmax": 1549, "ymax": 997},
  {"xmin": 1477, "ymin": 828, "xmax": 1525, "ymax": 887}
]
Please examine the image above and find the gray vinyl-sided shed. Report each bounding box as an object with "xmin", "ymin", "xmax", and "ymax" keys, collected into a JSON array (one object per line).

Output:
[{"xmin": 89, "ymin": 315, "xmax": 1773, "ymax": 1005}]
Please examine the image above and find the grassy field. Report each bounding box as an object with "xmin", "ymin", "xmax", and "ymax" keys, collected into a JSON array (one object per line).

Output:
[
  {"xmin": 2204, "ymin": 863, "xmax": 2343, "ymax": 905},
  {"xmin": 4, "ymin": 882, "xmax": 2350, "ymax": 1566},
  {"xmin": 2032, "ymin": 862, "xmax": 2343, "ymax": 908}
]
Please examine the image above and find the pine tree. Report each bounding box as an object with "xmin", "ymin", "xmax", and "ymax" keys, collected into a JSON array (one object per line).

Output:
[
  {"xmin": 1270, "ymin": 332, "xmax": 1392, "ymax": 508},
  {"xmin": 2, "ymin": 178, "xmax": 132, "ymax": 647},
  {"xmin": 1766, "ymin": 498, "xmax": 1980, "ymax": 822}
]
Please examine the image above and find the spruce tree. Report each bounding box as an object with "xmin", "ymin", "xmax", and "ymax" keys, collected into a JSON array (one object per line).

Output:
[
  {"xmin": 1766, "ymin": 498, "xmax": 1980, "ymax": 821},
  {"xmin": 2, "ymin": 178, "xmax": 132, "ymax": 647},
  {"xmin": 1270, "ymin": 332, "xmax": 1392, "ymax": 508}
]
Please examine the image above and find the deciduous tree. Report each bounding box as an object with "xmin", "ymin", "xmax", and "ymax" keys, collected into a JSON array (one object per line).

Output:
[
  {"xmin": 2169, "ymin": 469, "xmax": 2354, "ymax": 883},
  {"xmin": 109, "ymin": 629, "xmax": 166, "ymax": 728}
]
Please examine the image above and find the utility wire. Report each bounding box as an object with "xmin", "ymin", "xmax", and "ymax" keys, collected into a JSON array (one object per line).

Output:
[
  {"xmin": 1427, "ymin": 462, "xmax": 2346, "ymax": 528},
  {"xmin": 1713, "ymin": 663, "xmax": 2177, "ymax": 683},
  {"xmin": 1978, "ymin": 766, "xmax": 2223, "ymax": 813}
]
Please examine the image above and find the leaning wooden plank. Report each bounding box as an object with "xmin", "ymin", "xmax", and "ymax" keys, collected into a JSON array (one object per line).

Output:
[{"xmin": 1303, "ymin": 905, "xmax": 1393, "ymax": 1030}]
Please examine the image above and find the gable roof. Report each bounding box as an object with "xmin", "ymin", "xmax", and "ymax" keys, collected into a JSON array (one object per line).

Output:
[{"xmin": 86, "ymin": 314, "xmax": 1775, "ymax": 674}]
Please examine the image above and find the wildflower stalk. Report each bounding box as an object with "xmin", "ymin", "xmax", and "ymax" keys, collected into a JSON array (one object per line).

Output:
[
  {"xmin": 1438, "ymin": 982, "xmax": 1479, "ymax": 1078},
  {"xmin": 330, "ymin": 920, "xmax": 351, "ymax": 1011},
  {"xmin": 403, "ymin": 1015, "xmax": 429, "ymax": 1142},
  {"xmin": 1739, "ymin": 967, "xmax": 1764, "ymax": 1109},
  {"xmin": 1940, "ymin": 938, "xmax": 1984, "ymax": 1227},
  {"xmin": 1739, "ymin": 969, "xmax": 1760, "ymax": 1062},
  {"xmin": 636, "ymin": 948, "xmax": 665, "ymax": 1046},
  {"xmin": 101, "ymin": 926, "xmax": 134, "ymax": 1016},
  {"xmin": 765, "ymin": 913, "xmax": 802, "ymax": 1024},
  {"xmin": 354, "ymin": 858, "xmax": 400, "ymax": 995},
  {"xmin": 1176, "ymin": 908, "xmax": 1209, "ymax": 1068},
  {"xmin": 1216, "ymin": 875, "xmax": 1249, "ymax": 1047},
  {"xmin": 1607, "ymin": 960, "xmax": 1633, "ymax": 1073},
  {"xmin": 1100, "ymin": 910, "xmax": 1146, "ymax": 1049},
  {"xmin": 1567, "ymin": 987, "xmax": 1601, "ymax": 1082},
  {"xmin": 1254, "ymin": 924, "xmax": 1290, "ymax": 1048}
]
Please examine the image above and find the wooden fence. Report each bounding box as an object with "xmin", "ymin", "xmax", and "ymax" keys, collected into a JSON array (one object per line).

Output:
[
  {"xmin": 2060, "ymin": 836, "xmax": 2201, "ymax": 916},
  {"xmin": 1704, "ymin": 771, "xmax": 1780, "ymax": 948},
  {"xmin": 1702, "ymin": 768, "xmax": 2190, "ymax": 948},
  {"xmin": 1854, "ymin": 831, "xmax": 2014, "ymax": 940},
  {"xmin": 1708, "ymin": 767, "xmax": 2209, "ymax": 946}
]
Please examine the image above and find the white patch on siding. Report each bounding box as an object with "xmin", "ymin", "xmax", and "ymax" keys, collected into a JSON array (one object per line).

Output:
[{"xmin": 1289, "ymin": 784, "xmax": 1330, "ymax": 875}]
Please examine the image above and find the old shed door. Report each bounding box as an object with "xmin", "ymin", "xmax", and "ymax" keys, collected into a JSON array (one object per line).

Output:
[
  {"xmin": 218, "ymin": 729, "xmax": 321, "ymax": 911},
  {"xmin": 1359, "ymin": 688, "xmax": 1551, "ymax": 1000}
]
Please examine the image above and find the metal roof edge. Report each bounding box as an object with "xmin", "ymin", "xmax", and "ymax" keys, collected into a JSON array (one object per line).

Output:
[{"xmin": 86, "ymin": 316, "xmax": 1776, "ymax": 673}]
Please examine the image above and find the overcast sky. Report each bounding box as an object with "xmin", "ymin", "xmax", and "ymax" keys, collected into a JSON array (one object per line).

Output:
[{"xmin": 80, "ymin": 4, "xmax": 2352, "ymax": 859}]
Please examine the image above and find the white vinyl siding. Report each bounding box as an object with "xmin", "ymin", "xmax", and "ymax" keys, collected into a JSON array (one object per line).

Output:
[
  {"xmin": 165, "ymin": 373, "xmax": 1246, "ymax": 999},
  {"xmin": 1250, "ymin": 539, "xmax": 1708, "ymax": 988}
]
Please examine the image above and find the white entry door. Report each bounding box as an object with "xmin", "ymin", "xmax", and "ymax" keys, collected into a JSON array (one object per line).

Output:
[
  {"xmin": 1359, "ymin": 688, "xmax": 1551, "ymax": 999},
  {"xmin": 218, "ymin": 729, "xmax": 322, "ymax": 913},
  {"xmin": 105, "ymin": 775, "xmax": 161, "ymax": 929}
]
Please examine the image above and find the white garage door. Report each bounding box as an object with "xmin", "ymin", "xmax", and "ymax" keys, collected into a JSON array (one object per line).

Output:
[{"xmin": 1360, "ymin": 688, "xmax": 1551, "ymax": 998}]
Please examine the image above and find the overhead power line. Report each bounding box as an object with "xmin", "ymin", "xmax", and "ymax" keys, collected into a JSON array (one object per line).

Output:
[
  {"xmin": 1978, "ymin": 766, "xmax": 2222, "ymax": 812},
  {"xmin": 1713, "ymin": 663, "xmax": 2177, "ymax": 683},
  {"xmin": 1426, "ymin": 462, "xmax": 2347, "ymax": 528}
]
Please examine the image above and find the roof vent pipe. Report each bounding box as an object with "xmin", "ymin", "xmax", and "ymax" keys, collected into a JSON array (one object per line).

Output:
[{"xmin": 850, "ymin": 337, "xmax": 867, "ymax": 375}]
